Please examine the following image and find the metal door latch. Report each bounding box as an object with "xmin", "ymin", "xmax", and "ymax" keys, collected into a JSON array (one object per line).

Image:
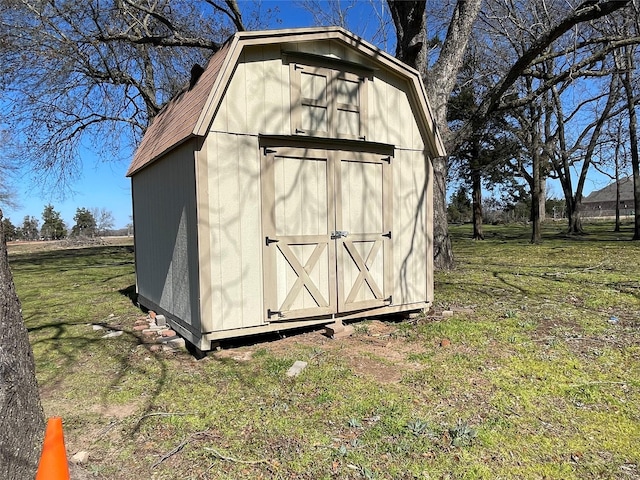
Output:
[{"xmin": 331, "ymin": 230, "xmax": 349, "ymax": 239}]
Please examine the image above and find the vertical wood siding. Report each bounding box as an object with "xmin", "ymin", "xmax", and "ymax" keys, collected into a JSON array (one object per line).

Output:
[
  {"xmin": 393, "ymin": 149, "xmax": 430, "ymax": 304},
  {"xmin": 132, "ymin": 142, "xmax": 200, "ymax": 332},
  {"xmin": 211, "ymin": 46, "xmax": 291, "ymax": 136},
  {"xmin": 198, "ymin": 132, "xmax": 263, "ymax": 331},
  {"xmin": 210, "ymin": 42, "xmax": 426, "ymax": 152},
  {"xmin": 369, "ymin": 69, "xmax": 425, "ymax": 150}
]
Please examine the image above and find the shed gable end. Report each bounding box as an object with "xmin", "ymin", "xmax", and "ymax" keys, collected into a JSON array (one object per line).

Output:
[{"xmin": 207, "ymin": 38, "xmax": 429, "ymax": 151}]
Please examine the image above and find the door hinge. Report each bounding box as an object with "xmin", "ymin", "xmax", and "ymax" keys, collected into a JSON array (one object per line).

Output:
[
  {"xmin": 265, "ymin": 236, "xmax": 279, "ymax": 246},
  {"xmin": 384, "ymin": 295, "xmax": 393, "ymax": 304},
  {"xmin": 268, "ymin": 309, "xmax": 284, "ymax": 318},
  {"xmin": 295, "ymin": 128, "xmax": 306, "ymax": 134},
  {"xmin": 331, "ymin": 230, "xmax": 349, "ymax": 240},
  {"xmin": 381, "ymin": 156, "xmax": 391, "ymax": 163},
  {"xmin": 263, "ymin": 147, "xmax": 276, "ymax": 155},
  {"xmin": 382, "ymin": 231, "xmax": 392, "ymax": 239}
]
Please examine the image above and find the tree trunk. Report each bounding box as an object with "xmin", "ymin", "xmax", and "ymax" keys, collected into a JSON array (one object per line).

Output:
[
  {"xmin": 615, "ymin": 178, "xmax": 621, "ymax": 232},
  {"xmin": 630, "ymin": 115, "xmax": 640, "ymax": 240},
  {"xmin": 0, "ymin": 209, "xmax": 45, "ymax": 479},
  {"xmin": 425, "ymin": 0, "xmax": 482, "ymax": 268},
  {"xmin": 471, "ymin": 163, "xmax": 484, "ymax": 240},
  {"xmin": 387, "ymin": 0, "xmax": 427, "ymax": 75},
  {"xmin": 433, "ymin": 156, "xmax": 455, "ymax": 268},
  {"xmin": 539, "ymin": 179, "xmax": 546, "ymax": 222},
  {"xmin": 388, "ymin": 0, "xmax": 476, "ymax": 270},
  {"xmin": 568, "ymin": 205, "xmax": 584, "ymax": 234},
  {"xmin": 531, "ymin": 150, "xmax": 542, "ymax": 244},
  {"xmin": 622, "ymin": 48, "xmax": 640, "ymax": 239}
]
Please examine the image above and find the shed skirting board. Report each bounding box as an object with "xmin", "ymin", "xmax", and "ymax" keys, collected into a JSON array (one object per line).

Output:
[
  {"xmin": 204, "ymin": 301, "xmax": 430, "ymax": 342},
  {"xmin": 143, "ymin": 296, "xmax": 429, "ymax": 348}
]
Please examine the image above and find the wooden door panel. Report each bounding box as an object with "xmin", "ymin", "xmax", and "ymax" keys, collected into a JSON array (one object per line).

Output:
[
  {"xmin": 274, "ymin": 156, "xmax": 329, "ymax": 237},
  {"xmin": 340, "ymin": 159, "xmax": 384, "ymax": 233},
  {"xmin": 342, "ymin": 238, "xmax": 384, "ymax": 305},
  {"xmin": 336, "ymin": 153, "xmax": 392, "ymax": 312},
  {"xmin": 275, "ymin": 239, "xmax": 331, "ymax": 313},
  {"xmin": 262, "ymin": 146, "xmax": 392, "ymax": 320},
  {"xmin": 262, "ymin": 148, "xmax": 337, "ymax": 321}
]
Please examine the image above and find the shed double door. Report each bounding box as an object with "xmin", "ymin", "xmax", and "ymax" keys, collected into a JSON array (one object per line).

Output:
[{"xmin": 262, "ymin": 146, "xmax": 392, "ymax": 321}]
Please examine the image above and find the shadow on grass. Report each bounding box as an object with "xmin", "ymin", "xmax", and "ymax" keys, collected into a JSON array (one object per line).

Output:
[
  {"xmin": 30, "ymin": 318, "xmax": 172, "ymax": 437},
  {"xmin": 119, "ymin": 284, "xmax": 139, "ymax": 307},
  {"xmin": 14, "ymin": 244, "xmax": 175, "ymax": 439},
  {"xmin": 449, "ymin": 222, "xmax": 638, "ymax": 243},
  {"xmin": 9, "ymin": 245, "xmax": 135, "ymax": 267}
]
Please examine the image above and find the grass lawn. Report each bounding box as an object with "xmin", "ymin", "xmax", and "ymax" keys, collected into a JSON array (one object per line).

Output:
[{"xmin": 10, "ymin": 224, "xmax": 640, "ymax": 479}]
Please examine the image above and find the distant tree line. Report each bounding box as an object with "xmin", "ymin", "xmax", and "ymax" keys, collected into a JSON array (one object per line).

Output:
[
  {"xmin": 0, "ymin": 205, "xmax": 130, "ymax": 242},
  {"xmin": 447, "ymin": 185, "xmax": 567, "ymax": 225}
]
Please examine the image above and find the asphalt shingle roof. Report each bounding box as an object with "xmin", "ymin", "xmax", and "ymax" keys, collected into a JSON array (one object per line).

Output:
[
  {"xmin": 126, "ymin": 41, "xmax": 232, "ymax": 176},
  {"xmin": 583, "ymin": 176, "xmax": 635, "ymax": 204}
]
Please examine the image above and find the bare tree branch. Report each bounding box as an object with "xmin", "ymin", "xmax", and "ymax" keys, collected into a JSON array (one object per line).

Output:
[{"xmin": 450, "ymin": 0, "xmax": 632, "ymax": 153}]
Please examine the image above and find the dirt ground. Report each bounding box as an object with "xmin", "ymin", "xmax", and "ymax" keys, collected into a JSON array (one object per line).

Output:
[{"xmin": 211, "ymin": 319, "xmax": 431, "ymax": 384}]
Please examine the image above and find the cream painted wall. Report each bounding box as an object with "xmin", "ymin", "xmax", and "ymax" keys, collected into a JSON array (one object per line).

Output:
[
  {"xmin": 211, "ymin": 43, "xmax": 427, "ymax": 151},
  {"xmin": 198, "ymin": 39, "xmax": 432, "ymax": 331}
]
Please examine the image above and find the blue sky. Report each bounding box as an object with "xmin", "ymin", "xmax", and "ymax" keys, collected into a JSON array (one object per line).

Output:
[
  {"xmin": 5, "ymin": 159, "xmax": 134, "ymax": 230},
  {"xmin": 0, "ymin": 1, "xmax": 621, "ymax": 230}
]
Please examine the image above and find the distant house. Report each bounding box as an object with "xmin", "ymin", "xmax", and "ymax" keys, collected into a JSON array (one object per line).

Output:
[
  {"xmin": 127, "ymin": 27, "xmax": 445, "ymax": 353},
  {"xmin": 582, "ymin": 177, "xmax": 635, "ymax": 217}
]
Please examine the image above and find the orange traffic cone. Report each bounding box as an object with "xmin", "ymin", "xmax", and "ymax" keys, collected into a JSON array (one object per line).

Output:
[{"xmin": 35, "ymin": 417, "xmax": 70, "ymax": 480}]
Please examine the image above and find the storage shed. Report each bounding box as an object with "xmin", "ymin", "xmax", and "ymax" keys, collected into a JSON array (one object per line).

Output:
[{"xmin": 127, "ymin": 27, "xmax": 446, "ymax": 353}]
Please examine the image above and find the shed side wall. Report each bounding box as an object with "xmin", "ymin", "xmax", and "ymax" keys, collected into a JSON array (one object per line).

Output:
[{"xmin": 132, "ymin": 141, "xmax": 200, "ymax": 333}]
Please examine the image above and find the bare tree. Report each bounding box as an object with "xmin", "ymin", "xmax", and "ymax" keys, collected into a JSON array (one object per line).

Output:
[
  {"xmin": 588, "ymin": 3, "xmax": 640, "ymax": 238},
  {"xmin": 389, "ymin": 0, "xmax": 636, "ymax": 252},
  {"xmin": 617, "ymin": 20, "xmax": 640, "ymax": 239},
  {"xmin": 297, "ymin": 0, "xmax": 395, "ymax": 62},
  {"xmin": 549, "ymin": 72, "xmax": 622, "ymax": 235},
  {"xmin": 507, "ymin": 75, "xmax": 551, "ymax": 244},
  {"xmin": 593, "ymin": 114, "xmax": 632, "ymax": 232},
  {"xmin": 480, "ymin": 1, "xmax": 640, "ymax": 241},
  {"xmin": 0, "ymin": 130, "xmax": 19, "ymax": 209},
  {"xmin": 0, "ymin": 0, "xmax": 245, "ymax": 189},
  {"xmin": 91, "ymin": 207, "xmax": 116, "ymax": 235}
]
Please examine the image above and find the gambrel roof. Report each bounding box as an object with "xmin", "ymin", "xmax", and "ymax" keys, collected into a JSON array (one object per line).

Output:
[{"xmin": 127, "ymin": 27, "xmax": 446, "ymax": 177}]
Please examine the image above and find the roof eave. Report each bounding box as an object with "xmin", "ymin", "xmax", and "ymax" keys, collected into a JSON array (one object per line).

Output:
[{"xmin": 126, "ymin": 134, "xmax": 200, "ymax": 177}]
